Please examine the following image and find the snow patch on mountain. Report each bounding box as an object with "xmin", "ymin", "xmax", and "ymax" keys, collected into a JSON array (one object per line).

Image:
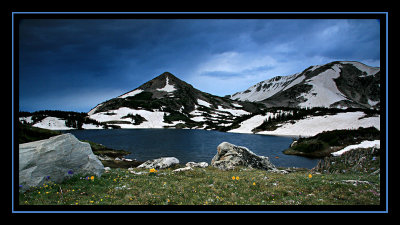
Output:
[
  {"xmin": 228, "ymin": 115, "xmax": 267, "ymax": 133},
  {"xmin": 19, "ymin": 116, "xmax": 33, "ymax": 124},
  {"xmin": 118, "ymin": 89, "xmax": 143, "ymax": 98},
  {"xmin": 216, "ymin": 105, "xmax": 249, "ymax": 116},
  {"xmin": 32, "ymin": 117, "xmax": 74, "ymax": 130},
  {"xmin": 88, "ymin": 103, "xmax": 103, "ymax": 116},
  {"xmin": 231, "ymin": 73, "xmax": 303, "ymax": 102},
  {"xmin": 157, "ymin": 76, "xmax": 176, "ymax": 92},
  {"xmin": 88, "ymin": 107, "xmax": 171, "ymax": 128},
  {"xmin": 197, "ymin": 99, "xmax": 212, "ymax": 108},
  {"xmin": 227, "ymin": 111, "xmax": 291, "ymax": 134},
  {"xmin": 190, "ymin": 116, "xmax": 207, "ymax": 122},
  {"xmin": 230, "ymin": 61, "xmax": 380, "ymax": 109},
  {"xmin": 81, "ymin": 123, "xmax": 103, "ymax": 129},
  {"xmin": 298, "ymin": 64, "xmax": 347, "ymax": 108}
]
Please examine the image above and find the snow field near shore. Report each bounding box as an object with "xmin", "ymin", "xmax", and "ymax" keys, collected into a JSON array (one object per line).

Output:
[
  {"xmin": 259, "ymin": 111, "xmax": 380, "ymax": 137},
  {"xmin": 228, "ymin": 111, "xmax": 380, "ymax": 137},
  {"xmin": 331, "ymin": 140, "xmax": 380, "ymax": 156}
]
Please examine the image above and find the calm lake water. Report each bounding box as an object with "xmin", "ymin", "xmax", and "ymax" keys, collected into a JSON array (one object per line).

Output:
[{"xmin": 65, "ymin": 129, "xmax": 320, "ymax": 169}]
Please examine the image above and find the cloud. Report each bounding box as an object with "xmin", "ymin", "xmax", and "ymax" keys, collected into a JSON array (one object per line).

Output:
[
  {"xmin": 195, "ymin": 51, "xmax": 279, "ymax": 76},
  {"xmin": 18, "ymin": 18, "xmax": 381, "ymax": 112}
]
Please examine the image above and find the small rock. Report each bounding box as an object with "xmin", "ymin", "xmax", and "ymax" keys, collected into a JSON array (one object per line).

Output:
[
  {"xmin": 138, "ymin": 157, "xmax": 179, "ymax": 169},
  {"xmin": 130, "ymin": 171, "xmax": 146, "ymax": 175},
  {"xmin": 172, "ymin": 167, "xmax": 193, "ymax": 172},
  {"xmin": 341, "ymin": 180, "xmax": 371, "ymax": 186},
  {"xmin": 186, "ymin": 162, "xmax": 208, "ymax": 168}
]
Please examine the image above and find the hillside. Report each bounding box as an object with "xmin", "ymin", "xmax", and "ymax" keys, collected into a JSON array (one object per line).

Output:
[
  {"xmin": 230, "ymin": 61, "xmax": 380, "ymax": 109},
  {"xmin": 86, "ymin": 72, "xmax": 262, "ymax": 130}
]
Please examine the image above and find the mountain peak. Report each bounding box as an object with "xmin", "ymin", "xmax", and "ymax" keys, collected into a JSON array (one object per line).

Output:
[
  {"xmin": 154, "ymin": 71, "xmax": 174, "ymax": 80},
  {"xmin": 160, "ymin": 71, "xmax": 174, "ymax": 76}
]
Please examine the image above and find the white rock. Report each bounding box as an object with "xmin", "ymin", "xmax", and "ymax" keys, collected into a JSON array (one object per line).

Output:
[
  {"xmin": 137, "ymin": 157, "xmax": 179, "ymax": 169},
  {"xmin": 19, "ymin": 134, "xmax": 104, "ymax": 192},
  {"xmin": 211, "ymin": 142, "xmax": 276, "ymax": 171},
  {"xmin": 130, "ymin": 171, "xmax": 146, "ymax": 175},
  {"xmin": 172, "ymin": 167, "xmax": 193, "ymax": 172},
  {"xmin": 186, "ymin": 162, "xmax": 209, "ymax": 168}
]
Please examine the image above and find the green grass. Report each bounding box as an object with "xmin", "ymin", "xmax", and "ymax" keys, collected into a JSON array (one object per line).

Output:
[{"xmin": 19, "ymin": 166, "xmax": 380, "ymax": 206}]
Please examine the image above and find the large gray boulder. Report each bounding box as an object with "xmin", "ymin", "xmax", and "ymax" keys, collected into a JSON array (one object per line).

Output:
[
  {"xmin": 137, "ymin": 157, "xmax": 179, "ymax": 169},
  {"xmin": 19, "ymin": 133, "xmax": 104, "ymax": 192},
  {"xmin": 211, "ymin": 142, "xmax": 277, "ymax": 171}
]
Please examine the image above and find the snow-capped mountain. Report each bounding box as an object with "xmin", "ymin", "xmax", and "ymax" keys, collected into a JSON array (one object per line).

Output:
[
  {"xmin": 87, "ymin": 72, "xmax": 258, "ymax": 129},
  {"xmin": 230, "ymin": 61, "xmax": 380, "ymax": 109},
  {"xmin": 20, "ymin": 68, "xmax": 380, "ymax": 136}
]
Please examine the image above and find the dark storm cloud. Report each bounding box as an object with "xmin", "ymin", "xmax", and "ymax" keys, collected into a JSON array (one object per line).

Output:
[{"xmin": 18, "ymin": 18, "xmax": 380, "ymax": 112}]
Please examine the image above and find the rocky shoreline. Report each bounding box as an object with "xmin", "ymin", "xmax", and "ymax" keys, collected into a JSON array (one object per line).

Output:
[
  {"xmin": 282, "ymin": 127, "xmax": 380, "ymax": 158},
  {"xmin": 18, "ymin": 127, "xmax": 381, "ymax": 194}
]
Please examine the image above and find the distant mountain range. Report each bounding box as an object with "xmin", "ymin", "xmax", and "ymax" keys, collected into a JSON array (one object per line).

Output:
[
  {"xmin": 230, "ymin": 61, "xmax": 380, "ymax": 109},
  {"xmin": 19, "ymin": 61, "xmax": 381, "ymax": 136}
]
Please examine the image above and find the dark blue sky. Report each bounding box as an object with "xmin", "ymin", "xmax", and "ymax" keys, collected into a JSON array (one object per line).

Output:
[{"xmin": 18, "ymin": 18, "xmax": 380, "ymax": 112}]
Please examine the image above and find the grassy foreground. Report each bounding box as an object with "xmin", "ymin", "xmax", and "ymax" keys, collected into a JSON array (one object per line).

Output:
[{"xmin": 19, "ymin": 166, "xmax": 380, "ymax": 206}]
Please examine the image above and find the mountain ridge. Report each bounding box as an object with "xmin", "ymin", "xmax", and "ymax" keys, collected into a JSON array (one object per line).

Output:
[
  {"xmin": 20, "ymin": 61, "xmax": 381, "ymax": 136},
  {"xmin": 230, "ymin": 61, "xmax": 380, "ymax": 109}
]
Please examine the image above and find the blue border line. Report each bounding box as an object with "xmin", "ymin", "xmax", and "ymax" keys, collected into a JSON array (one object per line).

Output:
[
  {"xmin": 12, "ymin": 11, "xmax": 15, "ymax": 213},
  {"xmin": 385, "ymin": 12, "xmax": 389, "ymax": 213},
  {"xmin": 11, "ymin": 11, "xmax": 389, "ymax": 15},
  {"xmin": 12, "ymin": 11, "xmax": 389, "ymax": 214}
]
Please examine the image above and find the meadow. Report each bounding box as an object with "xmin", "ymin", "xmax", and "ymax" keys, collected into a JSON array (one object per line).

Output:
[{"xmin": 19, "ymin": 165, "xmax": 380, "ymax": 206}]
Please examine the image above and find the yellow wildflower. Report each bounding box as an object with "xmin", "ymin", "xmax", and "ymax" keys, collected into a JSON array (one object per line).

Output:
[
  {"xmin": 232, "ymin": 176, "xmax": 235, "ymax": 180},
  {"xmin": 308, "ymin": 174, "xmax": 312, "ymax": 179},
  {"xmin": 91, "ymin": 176, "xmax": 95, "ymax": 181},
  {"xmin": 253, "ymin": 182, "xmax": 256, "ymax": 186},
  {"xmin": 149, "ymin": 168, "xmax": 157, "ymax": 173},
  {"xmin": 236, "ymin": 176, "xmax": 239, "ymax": 180}
]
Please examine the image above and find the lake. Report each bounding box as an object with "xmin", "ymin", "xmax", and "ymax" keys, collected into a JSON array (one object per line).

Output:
[{"xmin": 65, "ymin": 129, "xmax": 320, "ymax": 169}]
